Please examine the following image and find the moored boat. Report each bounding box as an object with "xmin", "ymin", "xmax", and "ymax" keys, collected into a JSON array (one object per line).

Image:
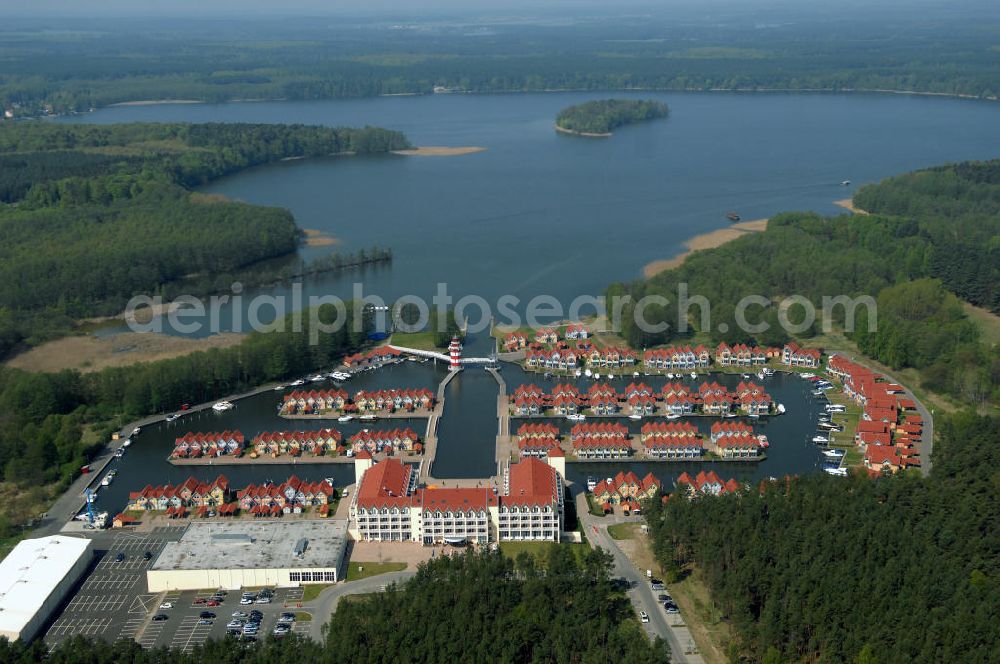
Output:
[{"xmin": 212, "ymin": 401, "xmax": 234, "ymax": 412}]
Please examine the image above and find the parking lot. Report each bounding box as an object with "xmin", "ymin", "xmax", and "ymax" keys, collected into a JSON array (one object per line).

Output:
[
  {"xmin": 42, "ymin": 526, "xmax": 314, "ymax": 652},
  {"xmin": 43, "ymin": 527, "xmax": 184, "ymax": 649}
]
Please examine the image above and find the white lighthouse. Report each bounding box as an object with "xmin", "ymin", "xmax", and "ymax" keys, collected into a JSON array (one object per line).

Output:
[{"xmin": 448, "ymin": 336, "xmax": 463, "ymax": 371}]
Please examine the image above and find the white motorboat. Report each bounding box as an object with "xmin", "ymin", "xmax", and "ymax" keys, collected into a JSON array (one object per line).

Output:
[
  {"xmin": 776, "ymin": 403, "xmax": 786, "ymax": 414},
  {"xmin": 121, "ymin": 438, "xmax": 132, "ymax": 448},
  {"xmin": 584, "ymin": 369, "xmax": 592, "ymax": 377},
  {"xmin": 586, "ymin": 476, "xmax": 597, "ymax": 491},
  {"xmin": 308, "ymin": 374, "xmax": 326, "ymax": 383},
  {"xmin": 114, "ymin": 448, "xmax": 125, "ymax": 458},
  {"xmin": 690, "ymin": 372, "xmax": 697, "ymax": 379},
  {"xmin": 840, "ymin": 180, "xmax": 851, "ymax": 186},
  {"xmin": 812, "ymin": 435, "xmax": 830, "ymax": 444},
  {"xmin": 212, "ymin": 401, "xmax": 234, "ymax": 412},
  {"xmin": 628, "ymin": 413, "xmax": 643, "ymax": 421},
  {"xmin": 666, "ymin": 373, "xmax": 674, "ymax": 379},
  {"xmin": 762, "ymin": 367, "xmax": 775, "ymax": 376},
  {"xmin": 338, "ymin": 415, "xmax": 355, "ymax": 423},
  {"xmin": 757, "ymin": 434, "xmax": 770, "ymax": 448},
  {"xmin": 822, "ymin": 449, "xmax": 845, "ymax": 458},
  {"xmin": 800, "ymin": 373, "xmax": 815, "ymax": 379},
  {"xmin": 824, "ymin": 467, "xmax": 848, "ymax": 476},
  {"xmin": 131, "ymin": 427, "xmax": 141, "ymax": 436},
  {"xmin": 566, "ymin": 414, "xmax": 586, "ymax": 422},
  {"xmin": 633, "ymin": 371, "xmax": 640, "ymax": 377},
  {"xmin": 360, "ymin": 414, "xmax": 377, "ymax": 422},
  {"xmin": 165, "ymin": 413, "xmax": 181, "ymax": 422},
  {"xmin": 324, "ymin": 477, "xmax": 335, "ymax": 485},
  {"xmin": 100, "ymin": 474, "xmax": 113, "ymax": 487},
  {"xmin": 665, "ymin": 413, "xmax": 681, "ymax": 420},
  {"xmin": 289, "ymin": 379, "xmax": 306, "ymax": 387},
  {"xmin": 273, "ymin": 384, "xmax": 285, "ymax": 391}
]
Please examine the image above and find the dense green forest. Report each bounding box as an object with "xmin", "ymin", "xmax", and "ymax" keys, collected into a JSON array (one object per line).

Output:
[
  {"xmin": 1, "ymin": 8, "xmax": 999, "ymax": 116},
  {"xmin": 0, "ymin": 547, "xmax": 669, "ymax": 663},
  {"xmin": 607, "ymin": 159, "xmax": 1000, "ymax": 408},
  {"xmin": 555, "ymin": 99, "xmax": 669, "ymax": 135},
  {"xmin": 0, "ymin": 302, "xmax": 369, "ymax": 544},
  {"xmin": 645, "ymin": 411, "xmax": 1000, "ymax": 663},
  {"xmin": 0, "ymin": 122, "xmax": 409, "ymax": 358}
]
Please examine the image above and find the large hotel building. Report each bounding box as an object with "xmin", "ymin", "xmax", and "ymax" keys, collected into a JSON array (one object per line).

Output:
[{"xmin": 348, "ymin": 452, "xmax": 565, "ymax": 544}]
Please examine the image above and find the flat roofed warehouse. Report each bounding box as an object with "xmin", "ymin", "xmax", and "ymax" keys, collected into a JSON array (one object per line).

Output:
[
  {"xmin": 0, "ymin": 535, "xmax": 94, "ymax": 642},
  {"xmin": 147, "ymin": 520, "xmax": 347, "ymax": 591}
]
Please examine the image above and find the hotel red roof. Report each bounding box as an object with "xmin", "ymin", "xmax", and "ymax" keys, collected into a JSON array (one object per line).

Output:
[{"xmin": 504, "ymin": 457, "xmax": 559, "ymax": 506}]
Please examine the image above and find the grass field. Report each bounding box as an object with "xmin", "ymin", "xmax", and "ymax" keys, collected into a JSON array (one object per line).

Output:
[
  {"xmin": 607, "ymin": 523, "xmax": 634, "ymax": 540},
  {"xmin": 301, "ymin": 584, "xmax": 334, "ymax": 602},
  {"xmin": 499, "ymin": 541, "xmax": 590, "ymax": 565},
  {"xmin": 389, "ymin": 331, "xmax": 442, "ymax": 351},
  {"xmin": 346, "ymin": 561, "xmax": 408, "ymax": 582}
]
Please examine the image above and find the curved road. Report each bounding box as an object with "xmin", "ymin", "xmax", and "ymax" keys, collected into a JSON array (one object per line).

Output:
[{"xmin": 304, "ymin": 570, "xmax": 416, "ymax": 641}]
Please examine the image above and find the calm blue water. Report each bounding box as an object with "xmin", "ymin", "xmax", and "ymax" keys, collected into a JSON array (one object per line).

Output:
[{"xmin": 65, "ymin": 92, "xmax": 1000, "ymax": 336}]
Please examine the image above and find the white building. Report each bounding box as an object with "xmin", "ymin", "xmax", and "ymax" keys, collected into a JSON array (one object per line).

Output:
[
  {"xmin": 349, "ymin": 455, "xmax": 564, "ymax": 544},
  {"xmin": 147, "ymin": 520, "xmax": 347, "ymax": 592},
  {"xmin": 0, "ymin": 535, "xmax": 94, "ymax": 642}
]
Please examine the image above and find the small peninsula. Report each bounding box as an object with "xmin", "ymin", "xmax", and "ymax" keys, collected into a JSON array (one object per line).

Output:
[{"xmin": 555, "ymin": 99, "xmax": 669, "ymax": 136}]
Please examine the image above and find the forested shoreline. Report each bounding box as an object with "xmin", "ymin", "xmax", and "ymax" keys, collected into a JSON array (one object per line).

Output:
[
  {"xmin": 607, "ymin": 158, "xmax": 1000, "ymax": 410},
  {"xmin": 0, "ymin": 122, "xmax": 410, "ymax": 359},
  {"xmin": 2, "ymin": 11, "xmax": 1000, "ymax": 118}
]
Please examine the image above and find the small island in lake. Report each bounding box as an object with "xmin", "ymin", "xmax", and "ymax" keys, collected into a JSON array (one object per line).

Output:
[{"xmin": 555, "ymin": 99, "xmax": 669, "ymax": 137}]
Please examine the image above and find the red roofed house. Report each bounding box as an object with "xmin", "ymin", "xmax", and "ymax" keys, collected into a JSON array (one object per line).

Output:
[
  {"xmin": 781, "ymin": 342, "xmax": 822, "ymax": 368},
  {"xmin": 675, "ymin": 471, "xmax": 742, "ymax": 497},
  {"xmin": 497, "ymin": 457, "xmax": 564, "ymax": 541},
  {"xmin": 592, "ymin": 471, "xmax": 661, "ymax": 507}
]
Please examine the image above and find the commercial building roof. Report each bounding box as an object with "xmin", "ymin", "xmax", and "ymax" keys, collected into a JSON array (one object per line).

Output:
[
  {"xmin": 151, "ymin": 520, "xmax": 347, "ymax": 571},
  {"xmin": 0, "ymin": 535, "xmax": 93, "ymax": 640}
]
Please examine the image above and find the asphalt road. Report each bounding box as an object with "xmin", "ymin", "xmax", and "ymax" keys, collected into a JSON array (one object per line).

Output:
[
  {"xmin": 304, "ymin": 570, "xmax": 416, "ymax": 641},
  {"xmin": 575, "ymin": 493, "xmax": 703, "ymax": 664}
]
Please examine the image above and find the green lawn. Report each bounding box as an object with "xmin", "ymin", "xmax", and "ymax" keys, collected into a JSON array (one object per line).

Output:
[
  {"xmin": 585, "ymin": 493, "xmax": 606, "ymax": 517},
  {"xmin": 499, "ymin": 541, "xmax": 590, "ymax": 566},
  {"xmin": 301, "ymin": 584, "xmax": 334, "ymax": 602},
  {"xmin": 346, "ymin": 561, "xmax": 408, "ymax": 582},
  {"xmin": 607, "ymin": 523, "xmax": 634, "ymax": 540},
  {"xmin": 389, "ymin": 331, "xmax": 442, "ymax": 351},
  {"xmin": 295, "ymin": 611, "xmax": 313, "ymax": 622}
]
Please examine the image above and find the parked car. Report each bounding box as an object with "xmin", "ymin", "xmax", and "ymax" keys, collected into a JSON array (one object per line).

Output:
[
  {"xmin": 143, "ymin": 551, "xmax": 153, "ymax": 561},
  {"xmin": 280, "ymin": 612, "xmax": 296, "ymax": 622},
  {"xmin": 114, "ymin": 552, "xmax": 125, "ymax": 563},
  {"xmin": 231, "ymin": 611, "xmax": 249, "ymax": 618},
  {"xmin": 239, "ymin": 597, "xmax": 254, "ymax": 605},
  {"xmin": 198, "ymin": 619, "xmax": 213, "ymax": 625},
  {"xmin": 254, "ymin": 596, "xmax": 271, "ymax": 604},
  {"xmin": 194, "ymin": 598, "xmax": 208, "ymax": 605},
  {"xmin": 199, "ymin": 611, "xmax": 215, "ymax": 619},
  {"xmin": 249, "ymin": 610, "xmax": 263, "ymax": 619},
  {"xmin": 664, "ymin": 604, "xmax": 680, "ymax": 614},
  {"xmin": 152, "ymin": 614, "xmax": 169, "ymax": 622},
  {"xmin": 651, "ymin": 580, "xmax": 665, "ymax": 591},
  {"xmin": 206, "ymin": 600, "xmax": 220, "ymax": 607},
  {"xmin": 639, "ymin": 611, "xmax": 649, "ymax": 623},
  {"xmin": 159, "ymin": 602, "xmax": 173, "ymax": 610}
]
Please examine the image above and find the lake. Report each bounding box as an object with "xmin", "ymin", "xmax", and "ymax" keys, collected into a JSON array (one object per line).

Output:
[{"xmin": 65, "ymin": 91, "xmax": 1000, "ymax": 337}]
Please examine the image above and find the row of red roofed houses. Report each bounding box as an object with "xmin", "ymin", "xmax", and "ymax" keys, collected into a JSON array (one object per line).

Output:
[
  {"xmin": 591, "ymin": 471, "xmax": 662, "ymax": 513},
  {"xmin": 279, "ymin": 388, "xmax": 435, "ymax": 415},
  {"xmin": 509, "ymin": 381, "xmax": 773, "ymax": 417},
  {"xmin": 524, "ymin": 346, "xmax": 638, "ymax": 370},
  {"xmin": 250, "ymin": 429, "xmax": 343, "ymax": 458},
  {"xmin": 567, "ymin": 422, "xmax": 632, "ymax": 459},
  {"xmin": 674, "ymin": 471, "xmax": 744, "ymax": 497},
  {"xmin": 348, "ymin": 428, "xmax": 422, "ymax": 455},
  {"xmin": 639, "ymin": 421, "xmax": 704, "ymax": 459},
  {"xmin": 125, "ymin": 475, "xmax": 336, "ymax": 515},
  {"xmin": 341, "ymin": 345, "xmax": 403, "ymax": 370},
  {"xmin": 170, "ymin": 431, "xmax": 246, "ymax": 459},
  {"xmin": 502, "ymin": 324, "xmax": 591, "ymax": 351},
  {"xmin": 826, "ymin": 354, "xmax": 923, "ymax": 475}
]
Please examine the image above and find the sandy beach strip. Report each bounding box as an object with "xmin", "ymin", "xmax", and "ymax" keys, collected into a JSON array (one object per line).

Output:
[
  {"xmin": 643, "ymin": 219, "xmax": 769, "ymax": 279},
  {"xmin": 301, "ymin": 229, "xmax": 339, "ymax": 246},
  {"xmin": 392, "ymin": 146, "xmax": 487, "ymax": 157},
  {"xmin": 834, "ymin": 198, "xmax": 870, "ymax": 215},
  {"xmin": 554, "ymin": 124, "xmax": 612, "ymax": 138},
  {"xmin": 108, "ymin": 99, "xmax": 203, "ymax": 106}
]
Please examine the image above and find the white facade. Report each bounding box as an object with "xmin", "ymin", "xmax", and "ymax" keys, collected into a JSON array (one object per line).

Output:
[
  {"xmin": 0, "ymin": 535, "xmax": 93, "ymax": 642},
  {"xmin": 147, "ymin": 520, "xmax": 346, "ymax": 592}
]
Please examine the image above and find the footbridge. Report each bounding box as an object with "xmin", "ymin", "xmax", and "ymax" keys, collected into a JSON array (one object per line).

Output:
[{"xmin": 388, "ymin": 345, "xmax": 497, "ymax": 366}]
